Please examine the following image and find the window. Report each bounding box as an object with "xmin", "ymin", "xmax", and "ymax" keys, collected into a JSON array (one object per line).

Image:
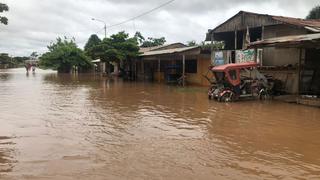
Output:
[
  {"xmin": 214, "ymin": 72, "xmax": 225, "ymax": 83},
  {"xmin": 229, "ymin": 70, "xmax": 237, "ymax": 80},
  {"xmin": 185, "ymin": 60, "xmax": 197, "ymax": 73}
]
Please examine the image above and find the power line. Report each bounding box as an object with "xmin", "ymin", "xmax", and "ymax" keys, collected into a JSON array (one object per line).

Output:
[
  {"xmin": 95, "ymin": 27, "xmax": 105, "ymax": 34},
  {"xmin": 74, "ymin": 0, "xmax": 176, "ymax": 46},
  {"xmin": 106, "ymin": 0, "xmax": 176, "ymax": 29}
]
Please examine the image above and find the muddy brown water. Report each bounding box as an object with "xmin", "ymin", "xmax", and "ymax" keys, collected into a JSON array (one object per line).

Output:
[{"xmin": 0, "ymin": 68, "xmax": 320, "ymax": 180}]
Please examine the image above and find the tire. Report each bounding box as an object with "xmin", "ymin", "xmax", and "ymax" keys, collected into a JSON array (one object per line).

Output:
[
  {"xmin": 259, "ymin": 89, "xmax": 269, "ymax": 100},
  {"xmin": 219, "ymin": 91, "xmax": 235, "ymax": 102},
  {"xmin": 208, "ymin": 87, "xmax": 215, "ymax": 100}
]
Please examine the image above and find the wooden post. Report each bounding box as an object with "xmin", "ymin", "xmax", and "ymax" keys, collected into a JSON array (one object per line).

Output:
[
  {"xmin": 254, "ymin": 48, "xmax": 258, "ymax": 63},
  {"xmin": 298, "ymin": 48, "xmax": 302, "ymax": 95},
  {"xmin": 182, "ymin": 54, "xmax": 186, "ymax": 87},
  {"xmin": 260, "ymin": 26, "xmax": 265, "ymax": 66},
  {"xmin": 234, "ymin": 30, "xmax": 237, "ymax": 64},
  {"xmin": 235, "ymin": 30, "xmax": 237, "ymax": 50},
  {"xmin": 210, "ymin": 32, "xmax": 214, "ymax": 47},
  {"xmin": 132, "ymin": 59, "xmax": 137, "ymax": 81},
  {"xmin": 102, "ymin": 62, "xmax": 106, "ymax": 76},
  {"xmin": 211, "ymin": 33, "xmax": 214, "ymax": 65},
  {"xmin": 141, "ymin": 60, "xmax": 144, "ymax": 80},
  {"xmin": 158, "ymin": 57, "xmax": 161, "ymax": 83}
]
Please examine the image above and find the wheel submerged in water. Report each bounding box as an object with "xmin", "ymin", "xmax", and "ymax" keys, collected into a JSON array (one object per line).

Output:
[
  {"xmin": 259, "ymin": 89, "xmax": 269, "ymax": 100},
  {"xmin": 208, "ymin": 87, "xmax": 216, "ymax": 100},
  {"xmin": 218, "ymin": 91, "xmax": 235, "ymax": 102}
]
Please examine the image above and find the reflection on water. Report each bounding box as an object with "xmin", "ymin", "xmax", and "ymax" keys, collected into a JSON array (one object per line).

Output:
[
  {"xmin": 0, "ymin": 68, "xmax": 320, "ymax": 179},
  {"xmin": 0, "ymin": 136, "xmax": 15, "ymax": 174}
]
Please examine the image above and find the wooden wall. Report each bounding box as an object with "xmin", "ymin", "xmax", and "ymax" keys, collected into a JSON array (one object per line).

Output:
[
  {"xmin": 187, "ymin": 54, "xmax": 212, "ymax": 86},
  {"xmin": 262, "ymin": 24, "xmax": 307, "ymax": 66}
]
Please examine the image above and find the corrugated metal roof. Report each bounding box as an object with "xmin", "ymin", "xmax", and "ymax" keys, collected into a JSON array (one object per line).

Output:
[
  {"xmin": 139, "ymin": 43, "xmax": 187, "ymax": 53},
  {"xmin": 140, "ymin": 46, "xmax": 200, "ymax": 57},
  {"xmin": 207, "ymin": 11, "xmax": 320, "ymax": 40},
  {"xmin": 139, "ymin": 46, "xmax": 162, "ymax": 53},
  {"xmin": 249, "ymin": 33, "xmax": 320, "ymax": 48},
  {"xmin": 272, "ymin": 16, "xmax": 320, "ymax": 32}
]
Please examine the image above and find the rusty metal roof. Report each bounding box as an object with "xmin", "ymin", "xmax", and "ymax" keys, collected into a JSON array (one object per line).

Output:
[
  {"xmin": 207, "ymin": 11, "xmax": 320, "ymax": 40},
  {"xmin": 139, "ymin": 46, "xmax": 163, "ymax": 53},
  {"xmin": 249, "ymin": 33, "xmax": 320, "ymax": 48},
  {"xmin": 139, "ymin": 43, "xmax": 187, "ymax": 53},
  {"xmin": 140, "ymin": 46, "xmax": 200, "ymax": 57},
  {"xmin": 271, "ymin": 16, "xmax": 320, "ymax": 32}
]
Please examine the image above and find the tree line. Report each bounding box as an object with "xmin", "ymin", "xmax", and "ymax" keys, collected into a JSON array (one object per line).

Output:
[
  {"xmin": 1, "ymin": 2, "xmax": 320, "ymax": 72},
  {"xmin": 0, "ymin": 2, "xmax": 9, "ymax": 25},
  {"xmin": 39, "ymin": 31, "xmax": 167, "ymax": 73},
  {"xmin": 0, "ymin": 53, "xmax": 29, "ymax": 68}
]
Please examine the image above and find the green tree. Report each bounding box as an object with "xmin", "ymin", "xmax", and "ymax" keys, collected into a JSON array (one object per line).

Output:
[
  {"xmin": 0, "ymin": 3, "xmax": 9, "ymax": 25},
  {"xmin": 84, "ymin": 34, "xmax": 101, "ymax": 59},
  {"xmin": 201, "ymin": 41, "xmax": 224, "ymax": 51},
  {"xmin": 306, "ymin": 5, "xmax": 320, "ymax": 19},
  {"xmin": 134, "ymin": 32, "xmax": 166, "ymax": 47},
  {"xmin": 30, "ymin": 51, "xmax": 38, "ymax": 59},
  {"xmin": 141, "ymin": 37, "xmax": 166, "ymax": 47},
  {"xmin": 40, "ymin": 37, "xmax": 92, "ymax": 73},
  {"xmin": 186, "ymin": 40, "xmax": 198, "ymax": 46},
  {"xmin": 134, "ymin": 31, "xmax": 145, "ymax": 44},
  {"xmin": 0, "ymin": 53, "xmax": 11, "ymax": 64},
  {"xmin": 13, "ymin": 56, "xmax": 29, "ymax": 65},
  {"xmin": 95, "ymin": 31, "xmax": 140, "ymax": 65}
]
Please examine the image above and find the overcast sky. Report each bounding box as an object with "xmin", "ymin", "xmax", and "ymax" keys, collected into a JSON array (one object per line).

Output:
[{"xmin": 0, "ymin": 0, "xmax": 319, "ymax": 56}]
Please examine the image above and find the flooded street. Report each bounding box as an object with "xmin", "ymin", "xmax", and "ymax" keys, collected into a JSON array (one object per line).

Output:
[{"xmin": 0, "ymin": 68, "xmax": 320, "ymax": 180}]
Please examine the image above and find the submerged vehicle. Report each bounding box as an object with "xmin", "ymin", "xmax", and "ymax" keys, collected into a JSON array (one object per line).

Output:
[{"xmin": 208, "ymin": 62, "xmax": 273, "ymax": 102}]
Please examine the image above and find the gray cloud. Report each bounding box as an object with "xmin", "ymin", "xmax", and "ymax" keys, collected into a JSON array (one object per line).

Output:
[{"xmin": 0, "ymin": 0, "xmax": 318, "ymax": 56}]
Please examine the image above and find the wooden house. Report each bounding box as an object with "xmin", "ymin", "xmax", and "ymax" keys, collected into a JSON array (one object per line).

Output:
[
  {"xmin": 136, "ymin": 43, "xmax": 212, "ymax": 86},
  {"xmin": 206, "ymin": 11, "xmax": 320, "ymax": 94}
]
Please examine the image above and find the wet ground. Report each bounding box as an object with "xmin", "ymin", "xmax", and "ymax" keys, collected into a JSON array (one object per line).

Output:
[{"xmin": 0, "ymin": 68, "xmax": 320, "ymax": 180}]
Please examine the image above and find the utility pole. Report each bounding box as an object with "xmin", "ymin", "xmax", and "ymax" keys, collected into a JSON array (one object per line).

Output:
[{"xmin": 92, "ymin": 18, "xmax": 107, "ymax": 39}]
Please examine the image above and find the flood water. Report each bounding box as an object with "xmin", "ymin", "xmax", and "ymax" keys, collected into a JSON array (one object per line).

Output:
[{"xmin": 0, "ymin": 68, "xmax": 320, "ymax": 180}]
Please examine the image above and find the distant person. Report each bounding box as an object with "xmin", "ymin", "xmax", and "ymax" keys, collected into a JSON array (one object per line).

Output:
[
  {"xmin": 24, "ymin": 64, "xmax": 29, "ymax": 72},
  {"xmin": 32, "ymin": 64, "xmax": 36, "ymax": 73},
  {"xmin": 28, "ymin": 64, "xmax": 32, "ymax": 71}
]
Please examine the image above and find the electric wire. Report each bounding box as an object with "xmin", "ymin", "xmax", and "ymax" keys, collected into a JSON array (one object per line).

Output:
[{"xmin": 106, "ymin": 0, "xmax": 175, "ymax": 29}]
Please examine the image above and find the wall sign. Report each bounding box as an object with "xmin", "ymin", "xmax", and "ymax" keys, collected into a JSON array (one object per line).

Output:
[{"xmin": 214, "ymin": 51, "xmax": 224, "ymax": 66}]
